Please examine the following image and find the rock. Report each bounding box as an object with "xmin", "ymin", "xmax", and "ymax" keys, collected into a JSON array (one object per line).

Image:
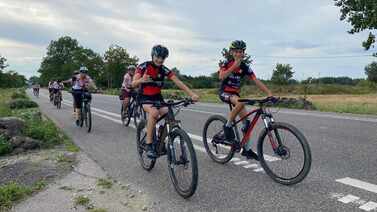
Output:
[
  {"xmin": 142, "ymin": 205, "xmax": 148, "ymax": 211},
  {"xmin": 11, "ymin": 147, "xmax": 25, "ymax": 155},
  {"xmin": 121, "ymin": 201, "xmax": 128, "ymax": 206},
  {"xmin": 0, "ymin": 117, "xmax": 25, "ymax": 137},
  {"xmin": 10, "ymin": 136, "xmax": 40, "ymax": 150},
  {"xmin": 129, "ymin": 194, "xmax": 135, "ymax": 198}
]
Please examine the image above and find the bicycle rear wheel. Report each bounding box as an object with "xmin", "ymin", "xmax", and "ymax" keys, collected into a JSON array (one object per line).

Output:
[
  {"xmin": 202, "ymin": 115, "xmax": 235, "ymax": 164},
  {"xmin": 257, "ymin": 122, "xmax": 311, "ymax": 185},
  {"xmin": 167, "ymin": 128, "xmax": 198, "ymax": 198},
  {"xmin": 136, "ymin": 120, "xmax": 156, "ymax": 171}
]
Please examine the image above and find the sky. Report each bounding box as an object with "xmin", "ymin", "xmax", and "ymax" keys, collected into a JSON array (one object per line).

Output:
[{"xmin": 0, "ymin": 0, "xmax": 376, "ymax": 80}]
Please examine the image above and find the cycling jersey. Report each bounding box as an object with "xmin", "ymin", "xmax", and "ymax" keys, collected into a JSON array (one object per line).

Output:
[
  {"xmin": 121, "ymin": 73, "xmax": 133, "ymax": 91},
  {"xmin": 136, "ymin": 61, "xmax": 175, "ymax": 96},
  {"xmin": 219, "ymin": 60, "xmax": 256, "ymax": 94},
  {"xmin": 52, "ymin": 82, "xmax": 64, "ymax": 90},
  {"xmin": 72, "ymin": 74, "xmax": 92, "ymax": 90}
]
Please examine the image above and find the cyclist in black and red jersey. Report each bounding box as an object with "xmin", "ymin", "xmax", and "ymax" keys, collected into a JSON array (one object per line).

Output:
[
  {"xmin": 132, "ymin": 45, "xmax": 199, "ymax": 158},
  {"xmin": 219, "ymin": 40, "xmax": 275, "ymax": 160}
]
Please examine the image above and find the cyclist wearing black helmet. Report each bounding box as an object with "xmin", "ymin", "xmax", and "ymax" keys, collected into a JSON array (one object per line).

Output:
[
  {"xmin": 218, "ymin": 40, "xmax": 274, "ymax": 160},
  {"xmin": 132, "ymin": 45, "xmax": 199, "ymax": 158}
]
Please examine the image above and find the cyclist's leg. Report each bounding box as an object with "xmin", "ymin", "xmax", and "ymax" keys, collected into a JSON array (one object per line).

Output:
[
  {"xmin": 72, "ymin": 90, "xmax": 82, "ymax": 121},
  {"xmin": 143, "ymin": 105, "xmax": 159, "ymax": 145},
  {"xmin": 143, "ymin": 104, "xmax": 159, "ymax": 158}
]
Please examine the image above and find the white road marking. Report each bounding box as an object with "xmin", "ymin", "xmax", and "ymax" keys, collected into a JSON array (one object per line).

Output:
[
  {"xmin": 243, "ymin": 164, "xmax": 258, "ymax": 169},
  {"xmin": 230, "ymin": 157, "xmax": 241, "ymax": 162},
  {"xmin": 336, "ymin": 177, "xmax": 377, "ymax": 194},
  {"xmin": 359, "ymin": 201, "xmax": 377, "ymax": 211},
  {"xmin": 253, "ymin": 168, "xmax": 265, "ymax": 173},
  {"xmin": 233, "ymin": 161, "xmax": 249, "ymax": 166},
  {"xmin": 338, "ymin": 194, "xmax": 360, "ymax": 203}
]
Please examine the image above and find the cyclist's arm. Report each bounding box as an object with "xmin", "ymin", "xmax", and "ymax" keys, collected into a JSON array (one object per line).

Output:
[
  {"xmin": 252, "ymin": 78, "xmax": 273, "ymax": 97},
  {"xmin": 219, "ymin": 60, "xmax": 241, "ymax": 80},
  {"xmin": 170, "ymin": 75, "xmax": 198, "ymax": 99},
  {"xmin": 131, "ymin": 72, "xmax": 144, "ymax": 88}
]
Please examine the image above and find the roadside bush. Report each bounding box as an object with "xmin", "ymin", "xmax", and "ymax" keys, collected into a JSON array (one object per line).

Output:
[
  {"xmin": 0, "ymin": 135, "xmax": 11, "ymax": 156},
  {"xmin": 11, "ymin": 91, "xmax": 27, "ymax": 100},
  {"xmin": 24, "ymin": 119, "xmax": 61, "ymax": 148},
  {"xmin": 8, "ymin": 99, "xmax": 38, "ymax": 109}
]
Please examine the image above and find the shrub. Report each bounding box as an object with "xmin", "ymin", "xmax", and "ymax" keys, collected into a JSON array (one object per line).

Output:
[
  {"xmin": 0, "ymin": 135, "xmax": 11, "ymax": 156},
  {"xmin": 8, "ymin": 99, "xmax": 38, "ymax": 109}
]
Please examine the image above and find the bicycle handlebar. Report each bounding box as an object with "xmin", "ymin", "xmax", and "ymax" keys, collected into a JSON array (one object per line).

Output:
[{"xmin": 238, "ymin": 96, "xmax": 280, "ymax": 106}]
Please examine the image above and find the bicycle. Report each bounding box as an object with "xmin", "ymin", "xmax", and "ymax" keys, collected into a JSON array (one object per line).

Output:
[
  {"xmin": 32, "ymin": 88, "xmax": 39, "ymax": 97},
  {"xmin": 136, "ymin": 98, "xmax": 198, "ymax": 198},
  {"xmin": 202, "ymin": 97, "xmax": 311, "ymax": 185},
  {"xmin": 120, "ymin": 90, "xmax": 146, "ymax": 127},
  {"xmin": 53, "ymin": 91, "xmax": 62, "ymax": 109},
  {"xmin": 78, "ymin": 91, "xmax": 92, "ymax": 133}
]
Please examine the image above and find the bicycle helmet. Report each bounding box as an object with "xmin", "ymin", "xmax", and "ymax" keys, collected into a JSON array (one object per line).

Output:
[
  {"xmin": 151, "ymin": 45, "xmax": 169, "ymax": 59},
  {"xmin": 79, "ymin": 66, "xmax": 88, "ymax": 74},
  {"xmin": 229, "ymin": 40, "xmax": 246, "ymax": 50}
]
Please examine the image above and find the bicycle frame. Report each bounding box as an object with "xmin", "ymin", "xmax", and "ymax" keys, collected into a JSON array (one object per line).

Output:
[{"xmin": 229, "ymin": 103, "xmax": 277, "ymax": 149}]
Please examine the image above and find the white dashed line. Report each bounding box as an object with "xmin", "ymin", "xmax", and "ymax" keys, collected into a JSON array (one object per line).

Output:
[
  {"xmin": 233, "ymin": 161, "xmax": 249, "ymax": 166},
  {"xmin": 359, "ymin": 201, "xmax": 377, "ymax": 211},
  {"xmin": 338, "ymin": 194, "xmax": 360, "ymax": 203},
  {"xmin": 336, "ymin": 177, "xmax": 377, "ymax": 194},
  {"xmin": 243, "ymin": 164, "xmax": 258, "ymax": 169}
]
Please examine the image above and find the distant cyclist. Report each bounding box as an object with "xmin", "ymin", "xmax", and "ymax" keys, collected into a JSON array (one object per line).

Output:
[{"xmin": 120, "ymin": 65, "xmax": 136, "ymax": 115}]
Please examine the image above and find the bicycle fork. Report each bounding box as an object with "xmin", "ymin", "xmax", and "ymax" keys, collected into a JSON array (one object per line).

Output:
[{"xmin": 262, "ymin": 114, "xmax": 281, "ymax": 153}]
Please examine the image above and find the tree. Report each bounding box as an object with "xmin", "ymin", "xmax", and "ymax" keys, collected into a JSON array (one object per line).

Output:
[
  {"xmin": 271, "ymin": 63, "xmax": 294, "ymax": 85},
  {"xmin": 218, "ymin": 48, "xmax": 253, "ymax": 67},
  {"xmin": 29, "ymin": 76, "xmax": 41, "ymax": 85},
  {"xmin": 334, "ymin": 0, "xmax": 377, "ymax": 56},
  {"xmin": 0, "ymin": 55, "xmax": 8, "ymax": 71},
  {"xmin": 0, "ymin": 71, "xmax": 26, "ymax": 88},
  {"xmin": 38, "ymin": 36, "xmax": 105, "ymax": 86},
  {"xmin": 103, "ymin": 45, "xmax": 138, "ymax": 88},
  {"xmin": 365, "ymin": 61, "xmax": 377, "ymax": 83}
]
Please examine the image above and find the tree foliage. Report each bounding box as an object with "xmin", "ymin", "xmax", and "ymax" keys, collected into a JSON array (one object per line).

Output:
[
  {"xmin": 334, "ymin": 0, "xmax": 377, "ymax": 56},
  {"xmin": 365, "ymin": 61, "xmax": 377, "ymax": 83},
  {"xmin": 271, "ymin": 63, "xmax": 294, "ymax": 85}
]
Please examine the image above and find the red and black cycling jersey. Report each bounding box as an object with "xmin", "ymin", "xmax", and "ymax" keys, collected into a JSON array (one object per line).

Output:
[
  {"xmin": 219, "ymin": 59, "xmax": 256, "ymax": 94},
  {"xmin": 136, "ymin": 61, "xmax": 175, "ymax": 96}
]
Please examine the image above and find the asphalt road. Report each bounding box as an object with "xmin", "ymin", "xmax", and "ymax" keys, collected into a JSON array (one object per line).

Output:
[{"xmin": 29, "ymin": 89, "xmax": 377, "ymax": 212}]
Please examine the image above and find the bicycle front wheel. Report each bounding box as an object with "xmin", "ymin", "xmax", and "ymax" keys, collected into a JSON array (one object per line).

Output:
[
  {"xmin": 134, "ymin": 105, "xmax": 146, "ymax": 128},
  {"xmin": 85, "ymin": 103, "xmax": 92, "ymax": 133},
  {"xmin": 167, "ymin": 128, "xmax": 198, "ymax": 198},
  {"xmin": 257, "ymin": 122, "xmax": 311, "ymax": 185}
]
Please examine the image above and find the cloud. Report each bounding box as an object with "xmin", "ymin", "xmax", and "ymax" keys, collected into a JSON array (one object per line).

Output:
[{"xmin": 0, "ymin": 0, "xmax": 375, "ymax": 79}]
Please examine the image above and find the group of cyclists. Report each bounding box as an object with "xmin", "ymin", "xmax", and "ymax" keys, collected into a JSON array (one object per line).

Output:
[
  {"xmin": 115, "ymin": 40, "xmax": 274, "ymax": 159},
  {"xmin": 41, "ymin": 40, "xmax": 276, "ymax": 160},
  {"xmin": 39, "ymin": 40, "xmax": 314, "ymax": 198}
]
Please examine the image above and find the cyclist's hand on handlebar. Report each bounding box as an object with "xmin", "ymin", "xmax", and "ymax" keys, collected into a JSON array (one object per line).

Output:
[
  {"xmin": 267, "ymin": 96, "xmax": 279, "ymax": 104},
  {"xmin": 190, "ymin": 94, "xmax": 199, "ymax": 102}
]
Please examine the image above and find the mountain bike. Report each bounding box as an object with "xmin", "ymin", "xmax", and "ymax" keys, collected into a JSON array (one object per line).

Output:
[
  {"xmin": 78, "ymin": 91, "xmax": 92, "ymax": 133},
  {"xmin": 136, "ymin": 98, "xmax": 198, "ymax": 198},
  {"xmin": 202, "ymin": 97, "xmax": 311, "ymax": 185}
]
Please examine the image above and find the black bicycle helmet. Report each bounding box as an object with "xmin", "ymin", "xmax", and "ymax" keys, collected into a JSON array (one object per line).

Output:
[
  {"xmin": 229, "ymin": 40, "xmax": 247, "ymax": 50},
  {"xmin": 151, "ymin": 45, "xmax": 169, "ymax": 59}
]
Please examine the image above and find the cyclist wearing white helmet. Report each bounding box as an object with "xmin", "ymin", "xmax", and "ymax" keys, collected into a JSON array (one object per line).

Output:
[{"xmin": 63, "ymin": 66, "xmax": 97, "ymax": 125}]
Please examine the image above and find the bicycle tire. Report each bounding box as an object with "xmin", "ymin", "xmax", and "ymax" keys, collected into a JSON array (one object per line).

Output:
[
  {"xmin": 167, "ymin": 128, "xmax": 198, "ymax": 198},
  {"xmin": 257, "ymin": 122, "xmax": 311, "ymax": 185},
  {"xmin": 202, "ymin": 115, "xmax": 235, "ymax": 164},
  {"xmin": 136, "ymin": 120, "xmax": 156, "ymax": 171}
]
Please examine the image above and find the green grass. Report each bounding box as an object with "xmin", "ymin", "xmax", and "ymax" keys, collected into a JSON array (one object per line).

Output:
[
  {"xmin": 0, "ymin": 182, "xmax": 32, "ymax": 211},
  {"xmin": 0, "ymin": 135, "xmax": 11, "ymax": 156},
  {"xmin": 97, "ymin": 178, "xmax": 113, "ymax": 189},
  {"xmin": 74, "ymin": 195, "xmax": 90, "ymax": 207}
]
